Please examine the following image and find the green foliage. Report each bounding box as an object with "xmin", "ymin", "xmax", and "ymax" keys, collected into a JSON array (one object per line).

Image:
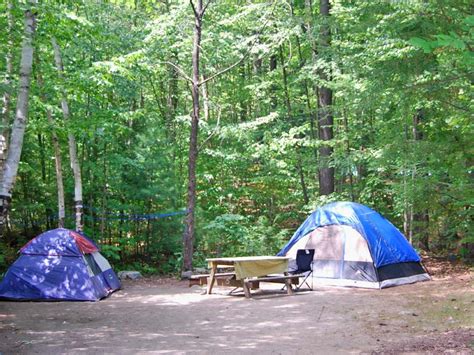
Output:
[
  {"xmin": 200, "ymin": 213, "xmax": 290, "ymax": 261},
  {"xmin": 2, "ymin": 0, "xmax": 472, "ymax": 275},
  {"xmin": 100, "ymin": 244, "xmax": 121, "ymax": 262},
  {"xmin": 0, "ymin": 242, "xmax": 18, "ymax": 276}
]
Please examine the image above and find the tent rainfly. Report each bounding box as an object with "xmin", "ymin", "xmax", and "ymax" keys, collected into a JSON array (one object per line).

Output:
[
  {"xmin": 278, "ymin": 202, "xmax": 430, "ymax": 289},
  {"xmin": 0, "ymin": 228, "xmax": 121, "ymax": 301}
]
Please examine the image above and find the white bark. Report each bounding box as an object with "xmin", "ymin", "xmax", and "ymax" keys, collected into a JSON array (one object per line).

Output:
[
  {"xmin": 37, "ymin": 69, "xmax": 66, "ymax": 228},
  {"xmin": 0, "ymin": 0, "xmax": 14, "ymax": 183},
  {"xmin": 0, "ymin": 2, "xmax": 37, "ymax": 235},
  {"xmin": 52, "ymin": 37, "xmax": 83, "ymax": 231},
  {"xmin": 49, "ymin": 111, "xmax": 66, "ymax": 227}
]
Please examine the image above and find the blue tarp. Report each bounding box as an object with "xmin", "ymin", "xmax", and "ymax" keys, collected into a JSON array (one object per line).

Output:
[{"xmin": 277, "ymin": 201, "xmax": 420, "ymax": 268}]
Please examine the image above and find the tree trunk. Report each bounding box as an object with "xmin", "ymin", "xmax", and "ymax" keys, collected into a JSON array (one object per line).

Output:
[
  {"xmin": 37, "ymin": 66, "xmax": 67, "ymax": 228},
  {"xmin": 0, "ymin": 0, "xmax": 14, "ymax": 187},
  {"xmin": 0, "ymin": 2, "xmax": 37, "ymax": 237},
  {"xmin": 279, "ymin": 44, "xmax": 308, "ymax": 204},
  {"xmin": 296, "ymin": 151, "xmax": 310, "ymax": 205},
  {"xmin": 252, "ymin": 52, "xmax": 262, "ymax": 117},
  {"xmin": 412, "ymin": 109, "xmax": 430, "ymax": 250},
  {"xmin": 200, "ymin": 73, "xmax": 210, "ymax": 121},
  {"xmin": 49, "ymin": 112, "xmax": 66, "ymax": 228},
  {"xmin": 279, "ymin": 45, "xmax": 292, "ymax": 118},
  {"xmin": 317, "ymin": 0, "xmax": 334, "ymax": 196},
  {"xmin": 52, "ymin": 37, "xmax": 84, "ymax": 232},
  {"xmin": 341, "ymin": 108, "xmax": 355, "ymax": 200},
  {"xmin": 182, "ymin": 0, "xmax": 204, "ymax": 273},
  {"xmin": 403, "ymin": 123, "xmax": 411, "ymax": 239},
  {"xmin": 293, "ymin": 1, "xmax": 319, "ymax": 165},
  {"xmin": 269, "ymin": 55, "xmax": 278, "ymax": 109}
]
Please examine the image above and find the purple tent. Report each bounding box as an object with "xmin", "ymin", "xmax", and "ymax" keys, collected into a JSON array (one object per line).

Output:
[{"xmin": 0, "ymin": 228, "xmax": 120, "ymax": 301}]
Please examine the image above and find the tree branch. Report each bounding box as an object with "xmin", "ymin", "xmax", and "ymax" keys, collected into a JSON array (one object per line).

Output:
[
  {"xmin": 201, "ymin": 0, "xmax": 212, "ymax": 16},
  {"xmin": 199, "ymin": 56, "xmax": 246, "ymax": 86},
  {"xmin": 198, "ymin": 105, "xmax": 221, "ymax": 152},
  {"xmin": 198, "ymin": 1, "xmax": 276, "ymax": 87},
  {"xmin": 190, "ymin": 0, "xmax": 199, "ymax": 18},
  {"xmin": 160, "ymin": 61, "xmax": 193, "ymax": 83}
]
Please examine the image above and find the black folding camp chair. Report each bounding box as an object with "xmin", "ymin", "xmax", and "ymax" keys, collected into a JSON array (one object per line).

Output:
[{"xmin": 292, "ymin": 249, "xmax": 315, "ymax": 291}]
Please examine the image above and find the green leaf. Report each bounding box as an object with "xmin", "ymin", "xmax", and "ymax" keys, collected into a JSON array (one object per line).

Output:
[
  {"xmin": 408, "ymin": 37, "xmax": 433, "ymax": 53},
  {"xmin": 463, "ymin": 15, "xmax": 474, "ymax": 26}
]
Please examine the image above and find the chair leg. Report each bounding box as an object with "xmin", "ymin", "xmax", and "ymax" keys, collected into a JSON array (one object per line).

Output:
[{"xmin": 296, "ymin": 272, "xmax": 313, "ymax": 291}]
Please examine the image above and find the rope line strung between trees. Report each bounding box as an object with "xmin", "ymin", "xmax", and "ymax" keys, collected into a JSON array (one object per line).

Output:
[
  {"xmin": 82, "ymin": 209, "xmax": 189, "ymax": 221},
  {"xmin": 9, "ymin": 208, "xmax": 189, "ymax": 227}
]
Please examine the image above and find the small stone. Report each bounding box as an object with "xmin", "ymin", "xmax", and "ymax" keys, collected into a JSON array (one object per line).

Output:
[
  {"xmin": 118, "ymin": 271, "xmax": 142, "ymax": 280},
  {"xmin": 181, "ymin": 270, "xmax": 193, "ymax": 279}
]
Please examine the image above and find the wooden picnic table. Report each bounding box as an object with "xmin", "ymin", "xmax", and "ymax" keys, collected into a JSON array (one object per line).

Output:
[{"xmin": 206, "ymin": 256, "xmax": 297, "ymax": 298}]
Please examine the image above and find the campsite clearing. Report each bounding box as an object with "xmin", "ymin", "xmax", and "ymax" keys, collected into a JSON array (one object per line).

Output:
[{"xmin": 0, "ymin": 258, "xmax": 472, "ymax": 354}]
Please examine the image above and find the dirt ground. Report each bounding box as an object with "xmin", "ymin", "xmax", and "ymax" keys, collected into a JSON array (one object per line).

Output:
[{"xmin": 0, "ymin": 258, "xmax": 472, "ymax": 354}]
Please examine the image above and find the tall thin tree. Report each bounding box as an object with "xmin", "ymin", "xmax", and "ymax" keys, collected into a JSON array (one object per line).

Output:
[
  {"xmin": 179, "ymin": 0, "xmax": 273, "ymax": 272},
  {"xmin": 0, "ymin": 1, "xmax": 37, "ymax": 237},
  {"xmin": 182, "ymin": 0, "xmax": 207, "ymax": 272},
  {"xmin": 52, "ymin": 37, "xmax": 83, "ymax": 231},
  {"xmin": 317, "ymin": 0, "xmax": 334, "ymax": 195},
  {"xmin": 36, "ymin": 66, "xmax": 66, "ymax": 228},
  {"xmin": 1, "ymin": 0, "xmax": 14, "ymax": 185}
]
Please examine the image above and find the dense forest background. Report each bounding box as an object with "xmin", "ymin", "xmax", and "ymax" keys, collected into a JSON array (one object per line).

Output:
[{"xmin": 0, "ymin": 0, "xmax": 472, "ymax": 275}]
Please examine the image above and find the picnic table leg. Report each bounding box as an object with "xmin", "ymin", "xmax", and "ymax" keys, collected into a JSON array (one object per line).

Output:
[
  {"xmin": 206, "ymin": 262, "xmax": 217, "ymax": 294},
  {"xmin": 285, "ymin": 278, "xmax": 294, "ymax": 295},
  {"xmin": 243, "ymin": 280, "xmax": 251, "ymax": 298}
]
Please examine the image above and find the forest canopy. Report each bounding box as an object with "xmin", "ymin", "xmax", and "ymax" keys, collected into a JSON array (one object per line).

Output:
[{"xmin": 0, "ymin": 0, "xmax": 472, "ymax": 274}]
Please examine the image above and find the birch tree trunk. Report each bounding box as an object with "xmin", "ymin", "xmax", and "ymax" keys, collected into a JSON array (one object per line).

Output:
[
  {"xmin": 52, "ymin": 37, "xmax": 83, "ymax": 232},
  {"xmin": 0, "ymin": 2, "xmax": 37, "ymax": 237},
  {"xmin": 182, "ymin": 0, "xmax": 204, "ymax": 273},
  {"xmin": 48, "ymin": 111, "xmax": 66, "ymax": 228},
  {"xmin": 0, "ymin": 0, "xmax": 14, "ymax": 185},
  {"xmin": 37, "ymin": 69, "xmax": 66, "ymax": 228}
]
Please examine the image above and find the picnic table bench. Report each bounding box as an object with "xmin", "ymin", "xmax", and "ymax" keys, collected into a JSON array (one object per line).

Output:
[
  {"xmin": 189, "ymin": 272, "xmax": 237, "ymax": 287},
  {"xmin": 242, "ymin": 274, "xmax": 302, "ymax": 298},
  {"xmin": 204, "ymin": 256, "xmax": 302, "ymax": 298},
  {"xmin": 189, "ymin": 271, "xmax": 302, "ymax": 297}
]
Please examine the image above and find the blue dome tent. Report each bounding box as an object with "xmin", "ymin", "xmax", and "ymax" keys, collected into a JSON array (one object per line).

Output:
[
  {"xmin": 0, "ymin": 228, "xmax": 121, "ymax": 301},
  {"xmin": 278, "ymin": 202, "xmax": 430, "ymax": 288}
]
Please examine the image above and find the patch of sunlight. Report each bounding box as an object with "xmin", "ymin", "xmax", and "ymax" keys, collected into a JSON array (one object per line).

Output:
[
  {"xmin": 63, "ymin": 277, "xmax": 71, "ymax": 291},
  {"xmin": 126, "ymin": 332, "xmax": 168, "ymax": 340},
  {"xmin": 254, "ymin": 321, "xmax": 283, "ymax": 328},
  {"xmin": 25, "ymin": 330, "xmax": 67, "ymax": 335},
  {"xmin": 197, "ymin": 320, "xmax": 212, "ymax": 325},
  {"xmin": 222, "ymin": 325, "xmax": 249, "ymax": 331},
  {"xmin": 124, "ymin": 293, "xmax": 214, "ymax": 306},
  {"xmin": 283, "ymin": 317, "xmax": 311, "ymax": 324},
  {"xmin": 273, "ymin": 303, "xmax": 300, "ymax": 309},
  {"xmin": 31, "ymin": 274, "xmax": 45, "ymax": 284}
]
